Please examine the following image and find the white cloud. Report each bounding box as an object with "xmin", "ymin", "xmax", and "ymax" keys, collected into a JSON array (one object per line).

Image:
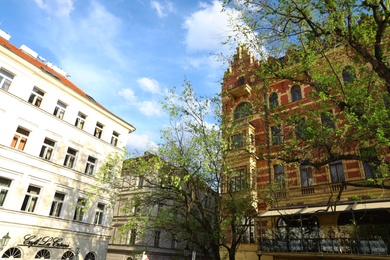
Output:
[
  {"xmin": 119, "ymin": 88, "xmax": 137, "ymax": 102},
  {"xmin": 138, "ymin": 100, "xmax": 163, "ymax": 117},
  {"xmin": 126, "ymin": 133, "xmax": 158, "ymax": 154},
  {"xmin": 151, "ymin": 1, "xmax": 175, "ymax": 18},
  {"xmin": 137, "ymin": 77, "xmax": 161, "ymax": 94},
  {"xmin": 183, "ymin": 0, "xmax": 231, "ymax": 53},
  {"xmin": 34, "ymin": 0, "xmax": 74, "ymax": 17}
]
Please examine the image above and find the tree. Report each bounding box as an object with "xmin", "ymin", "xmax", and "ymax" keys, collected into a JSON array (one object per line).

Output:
[
  {"xmin": 222, "ymin": 0, "xmax": 390, "ymax": 188},
  {"xmin": 111, "ymin": 81, "xmax": 256, "ymax": 260}
]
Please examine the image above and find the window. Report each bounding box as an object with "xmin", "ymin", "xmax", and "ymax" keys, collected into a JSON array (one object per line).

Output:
[
  {"xmin": 84, "ymin": 252, "xmax": 96, "ymax": 260},
  {"xmin": 21, "ymin": 185, "xmax": 41, "ymax": 212},
  {"xmin": 230, "ymin": 168, "xmax": 247, "ymax": 192},
  {"xmin": 241, "ymin": 217, "xmax": 255, "ymax": 243},
  {"xmin": 269, "ymin": 92, "xmax": 278, "ymax": 108},
  {"xmin": 61, "ymin": 251, "xmax": 74, "ymax": 260},
  {"xmin": 295, "ymin": 118, "xmax": 306, "ymax": 140},
  {"xmin": 49, "ymin": 192, "xmax": 65, "ymax": 217},
  {"xmin": 231, "ymin": 134, "xmax": 244, "ymax": 149},
  {"xmin": 271, "ymin": 126, "xmax": 282, "ymax": 145},
  {"xmin": 154, "ymin": 231, "xmax": 161, "ymax": 247},
  {"xmin": 94, "ymin": 122, "xmax": 104, "ymax": 138},
  {"xmin": 73, "ymin": 198, "xmax": 86, "ymax": 221},
  {"xmin": 94, "ymin": 203, "xmax": 105, "ymax": 225},
  {"xmin": 2, "ymin": 247, "xmax": 22, "ymax": 258},
  {"xmin": 75, "ymin": 112, "xmax": 87, "ymax": 129},
  {"xmin": 39, "ymin": 138, "xmax": 55, "ymax": 160},
  {"xmin": 28, "ymin": 87, "xmax": 45, "ymax": 107},
  {"xmin": 237, "ymin": 76, "xmax": 245, "ymax": 86},
  {"xmin": 128, "ymin": 229, "xmax": 137, "ymax": 245},
  {"xmin": 274, "ymin": 165, "xmax": 285, "ymax": 188},
  {"xmin": 234, "ymin": 102, "xmax": 252, "ymax": 120},
  {"xmin": 85, "ymin": 156, "xmax": 97, "ymax": 175},
  {"xmin": 0, "ymin": 68, "xmax": 14, "ymax": 91},
  {"xmin": 0, "ymin": 177, "xmax": 12, "ymax": 207},
  {"xmin": 53, "ymin": 100, "xmax": 67, "ymax": 119},
  {"xmin": 111, "ymin": 131, "xmax": 119, "ymax": 146},
  {"xmin": 321, "ymin": 111, "xmax": 335, "ymax": 130},
  {"xmin": 342, "ymin": 66, "xmax": 356, "ymax": 84},
  {"xmin": 329, "ymin": 160, "xmax": 345, "ymax": 183},
  {"xmin": 171, "ymin": 237, "xmax": 178, "ymax": 249},
  {"xmin": 63, "ymin": 147, "xmax": 78, "ymax": 169},
  {"xmin": 300, "ymin": 165, "xmax": 313, "ymax": 187},
  {"xmin": 360, "ymin": 148, "xmax": 381, "ymax": 179},
  {"xmin": 10, "ymin": 126, "xmax": 30, "ymax": 151},
  {"xmin": 137, "ymin": 176, "xmax": 144, "ymax": 188},
  {"xmin": 291, "ymin": 85, "xmax": 302, "ymax": 102},
  {"xmin": 35, "ymin": 249, "xmax": 50, "ymax": 259}
]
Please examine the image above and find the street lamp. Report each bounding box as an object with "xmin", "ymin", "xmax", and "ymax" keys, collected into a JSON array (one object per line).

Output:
[{"xmin": 0, "ymin": 232, "xmax": 10, "ymax": 251}]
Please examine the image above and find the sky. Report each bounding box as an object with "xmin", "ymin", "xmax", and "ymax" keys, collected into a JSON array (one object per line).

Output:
[{"xmin": 1, "ymin": 0, "xmax": 242, "ymax": 154}]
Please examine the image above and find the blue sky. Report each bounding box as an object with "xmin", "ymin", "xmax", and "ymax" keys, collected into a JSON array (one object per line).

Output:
[{"xmin": 1, "ymin": 0, "xmax": 241, "ymax": 153}]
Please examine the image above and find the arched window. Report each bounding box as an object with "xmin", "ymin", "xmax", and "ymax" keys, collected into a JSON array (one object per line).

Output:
[
  {"xmin": 342, "ymin": 66, "xmax": 356, "ymax": 84},
  {"xmin": 84, "ymin": 252, "xmax": 96, "ymax": 260},
  {"xmin": 291, "ymin": 85, "xmax": 302, "ymax": 102},
  {"xmin": 61, "ymin": 251, "xmax": 75, "ymax": 260},
  {"xmin": 2, "ymin": 248, "xmax": 22, "ymax": 258},
  {"xmin": 35, "ymin": 249, "xmax": 51, "ymax": 259},
  {"xmin": 234, "ymin": 102, "xmax": 252, "ymax": 120},
  {"xmin": 269, "ymin": 92, "xmax": 278, "ymax": 108}
]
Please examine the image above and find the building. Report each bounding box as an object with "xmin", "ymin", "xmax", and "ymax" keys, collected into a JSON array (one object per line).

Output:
[
  {"xmin": 107, "ymin": 154, "xmax": 189, "ymax": 260},
  {"xmin": 222, "ymin": 45, "xmax": 390, "ymax": 259},
  {"xmin": 0, "ymin": 29, "xmax": 135, "ymax": 260}
]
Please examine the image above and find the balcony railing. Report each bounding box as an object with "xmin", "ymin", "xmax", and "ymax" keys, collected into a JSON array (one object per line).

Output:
[{"xmin": 259, "ymin": 237, "xmax": 389, "ymax": 255}]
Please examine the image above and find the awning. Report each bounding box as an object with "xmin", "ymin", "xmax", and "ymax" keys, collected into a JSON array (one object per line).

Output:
[
  {"xmin": 259, "ymin": 208, "xmax": 305, "ymax": 217},
  {"xmin": 353, "ymin": 201, "xmax": 390, "ymax": 211},
  {"xmin": 259, "ymin": 201, "xmax": 390, "ymax": 218}
]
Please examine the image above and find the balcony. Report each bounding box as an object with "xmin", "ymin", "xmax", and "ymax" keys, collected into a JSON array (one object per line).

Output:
[
  {"xmin": 227, "ymin": 79, "xmax": 252, "ymax": 98},
  {"xmin": 259, "ymin": 236, "xmax": 389, "ymax": 256}
]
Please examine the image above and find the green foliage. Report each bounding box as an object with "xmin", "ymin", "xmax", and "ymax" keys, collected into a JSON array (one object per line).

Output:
[{"xmin": 223, "ymin": 0, "xmax": 390, "ymax": 179}]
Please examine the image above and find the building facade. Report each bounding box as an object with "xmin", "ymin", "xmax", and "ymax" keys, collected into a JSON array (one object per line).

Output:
[
  {"xmin": 222, "ymin": 45, "xmax": 390, "ymax": 259},
  {"xmin": 0, "ymin": 30, "xmax": 135, "ymax": 260},
  {"xmin": 107, "ymin": 155, "xmax": 189, "ymax": 260}
]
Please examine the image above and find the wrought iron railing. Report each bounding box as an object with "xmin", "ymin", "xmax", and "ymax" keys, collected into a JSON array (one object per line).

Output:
[{"xmin": 259, "ymin": 237, "xmax": 389, "ymax": 255}]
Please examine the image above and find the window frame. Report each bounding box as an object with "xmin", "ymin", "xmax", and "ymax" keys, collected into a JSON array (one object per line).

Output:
[
  {"xmin": 230, "ymin": 168, "xmax": 247, "ymax": 192},
  {"xmin": 39, "ymin": 138, "xmax": 56, "ymax": 161},
  {"xmin": 274, "ymin": 165, "xmax": 285, "ymax": 189},
  {"xmin": 271, "ymin": 125, "xmax": 283, "ymax": 145},
  {"xmin": 85, "ymin": 156, "xmax": 97, "ymax": 175},
  {"xmin": 63, "ymin": 147, "xmax": 78, "ymax": 169},
  {"xmin": 94, "ymin": 203, "xmax": 105, "ymax": 225},
  {"xmin": 94, "ymin": 122, "xmax": 104, "ymax": 138},
  {"xmin": 300, "ymin": 165, "xmax": 314, "ymax": 187},
  {"xmin": 111, "ymin": 131, "xmax": 119, "ymax": 146},
  {"xmin": 0, "ymin": 177, "xmax": 12, "ymax": 207},
  {"xmin": 21, "ymin": 185, "xmax": 41, "ymax": 212},
  {"xmin": 53, "ymin": 100, "xmax": 67, "ymax": 119},
  {"xmin": 329, "ymin": 160, "xmax": 345, "ymax": 183},
  {"xmin": 0, "ymin": 68, "xmax": 14, "ymax": 91},
  {"xmin": 291, "ymin": 85, "xmax": 302, "ymax": 102},
  {"xmin": 11, "ymin": 126, "xmax": 30, "ymax": 151},
  {"xmin": 49, "ymin": 192, "xmax": 65, "ymax": 217},
  {"xmin": 73, "ymin": 198, "xmax": 87, "ymax": 222},
  {"xmin": 28, "ymin": 87, "xmax": 45, "ymax": 107},
  {"xmin": 269, "ymin": 92, "xmax": 279, "ymax": 108},
  {"xmin": 75, "ymin": 112, "xmax": 87, "ymax": 130},
  {"xmin": 234, "ymin": 102, "xmax": 252, "ymax": 120}
]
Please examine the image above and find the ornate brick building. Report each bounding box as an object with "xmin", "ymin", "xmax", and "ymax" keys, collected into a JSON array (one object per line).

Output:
[{"xmin": 222, "ymin": 45, "xmax": 390, "ymax": 260}]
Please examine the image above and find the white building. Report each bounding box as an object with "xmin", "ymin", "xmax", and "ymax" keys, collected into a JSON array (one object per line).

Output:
[{"xmin": 0, "ymin": 30, "xmax": 135, "ymax": 260}]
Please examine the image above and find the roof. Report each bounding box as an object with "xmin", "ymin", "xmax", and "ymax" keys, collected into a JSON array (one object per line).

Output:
[{"xmin": 0, "ymin": 36, "xmax": 136, "ymax": 133}]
